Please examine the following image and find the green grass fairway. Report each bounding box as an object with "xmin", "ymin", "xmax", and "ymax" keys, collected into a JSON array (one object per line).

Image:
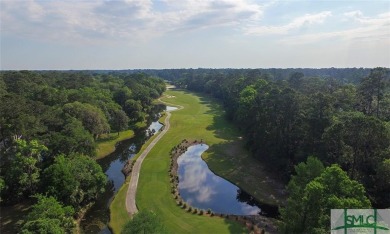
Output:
[
  {"xmin": 136, "ymin": 90, "xmax": 257, "ymax": 233},
  {"xmin": 109, "ymin": 114, "xmax": 169, "ymax": 233}
]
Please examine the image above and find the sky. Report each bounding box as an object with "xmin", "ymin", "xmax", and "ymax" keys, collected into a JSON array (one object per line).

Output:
[{"xmin": 1, "ymin": 0, "xmax": 389, "ymax": 70}]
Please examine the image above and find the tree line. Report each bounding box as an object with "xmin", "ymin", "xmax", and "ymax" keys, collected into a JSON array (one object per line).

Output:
[
  {"xmin": 0, "ymin": 71, "xmax": 165, "ymax": 233},
  {"xmin": 163, "ymin": 67, "xmax": 389, "ymax": 232}
]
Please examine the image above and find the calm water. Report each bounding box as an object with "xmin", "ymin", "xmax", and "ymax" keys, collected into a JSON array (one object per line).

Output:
[
  {"xmin": 166, "ymin": 106, "xmax": 178, "ymax": 111},
  {"xmin": 178, "ymin": 144, "xmax": 278, "ymax": 216},
  {"xmin": 147, "ymin": 121, "xmax": 163, "ymax": 136},
  {"xmin": 80, "ymin": 105, "xmax": 167, "ymax": 233}
]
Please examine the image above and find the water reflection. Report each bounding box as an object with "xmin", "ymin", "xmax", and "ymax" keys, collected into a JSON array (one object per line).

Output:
[
  {"xmin": 236, "ymin": 189, "xmax": 279, "ymax": 217},
  {"xmin": 178, "ymin": 144, "xmax": 261, "ymax": 215},
  {"xmin": 166, "ymin": 106, "xmax": 178, "ymax": 111},
  {"xmin": 147, "ymin": 121, "xmax": 163, "ymax": 136},
  {"xmin": 81, "ymin": 104, "xmax": 166, "ymax": 233}
]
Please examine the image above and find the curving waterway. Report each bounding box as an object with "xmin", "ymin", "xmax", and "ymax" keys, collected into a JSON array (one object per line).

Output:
[
  {"xmin": 178, "ymin": 144, "xmax": 278, "ymax": 217},
  {"xmin": 80, "ymin": 104, "xmax": 167, "ymax": 233}
]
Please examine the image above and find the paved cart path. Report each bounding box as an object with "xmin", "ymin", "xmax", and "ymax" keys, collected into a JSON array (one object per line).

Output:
[{"xmin": 126, "ymin": 98, "xmax": 182, "ymax": 216}]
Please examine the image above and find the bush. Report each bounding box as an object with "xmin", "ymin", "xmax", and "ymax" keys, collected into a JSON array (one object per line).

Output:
[{"xmin": 121, "ymin": 210, "xmax": 166, "ymax": 234}]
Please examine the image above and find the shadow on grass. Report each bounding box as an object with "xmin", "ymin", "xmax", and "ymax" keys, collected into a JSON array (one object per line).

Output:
[
  {"xmin": 206, "ymin": 141, "xmax": 287, "ymax": 207},
  {"xmin": 1, "ymin": 200, "xmax": 32, "ymax": 233},
  {"xmin": 197, "ymin": 95, "xmax": 238, "ymax": 141},
  {"xmin": 224, "ymin": 217, "xmax": 248, "ymax": 234},
  {"xmin": 96, "ymin": 134, "xmax": 120, "ymax": 143}
]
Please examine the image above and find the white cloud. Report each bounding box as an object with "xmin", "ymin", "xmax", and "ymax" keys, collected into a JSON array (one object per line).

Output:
[
  {"xmin": 344, "ymin": 10, "xmax": 363, "ymax": 19},
  {"xmin": 279, "ymin": 11, "xmax": 390, "ymax": 45},
  {"xmin": 245, "ymin": 11, "xmax": 332, "ymax": 35},
  {"xmin": 0, "ymin": 0, "xmax": 267, "ymax": 44},
  {"xmin": 171, "ymin": 0, "xmax": 264, "ymax": 32}
]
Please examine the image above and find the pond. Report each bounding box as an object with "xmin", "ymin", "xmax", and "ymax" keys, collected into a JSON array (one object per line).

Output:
[
  {"xmin": 80, "ymin": 104, "xmax": 167, "ymax": 233},
  {"xmin": 166, "ymin": 106, "xmax": 178, "ymax": 111},
  {"xmin": 146, "ymin": 121, "xmax": 163, "ymax": 137},
  {"xmin": 177, "ymin": 144, "xmax": 278, "ymax": 217}
]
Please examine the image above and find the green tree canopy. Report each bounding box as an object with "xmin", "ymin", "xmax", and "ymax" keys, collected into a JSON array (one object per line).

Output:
[
  {"xmin": 121, "ymin": 210, "xmax": 166, "ymax": 234},
  {"xmin": 3, "ymin": 140, "xmax": 47, "ymax": 202},
  {"xmin": 109, "ymin": 109, "xmax": 129, "ymax": 134},
  {"xmin": 21, "ymin": 194, "xmax": 74, "ymax": 234},
  {"xmin": 49, "ymin": 118, "xmax": 96, "ymax": 156},
  {"xmin": 281, "ymin": 160, "xmax": 371, "ymax": 233},
  {"xmin": 280, "ymin": 156, "xmax": 325, "ymax": 233},
  {"xmin": 42, "ymin": 154, "xmax": 107, "ymax": 209},
  {"xmin": 63, "ymin": 101, "xmax": 110, "ymax": 139},
  {"xmin": 323, "ymin": 111, "xmax": 390, "ymax": 206}
]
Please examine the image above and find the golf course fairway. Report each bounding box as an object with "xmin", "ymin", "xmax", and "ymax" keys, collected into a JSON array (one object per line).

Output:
[{"xmin": 136, "ymin": 89, "xmax": 255, "ymax": 233}]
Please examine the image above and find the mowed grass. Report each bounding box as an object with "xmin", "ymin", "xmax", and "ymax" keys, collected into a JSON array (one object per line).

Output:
[
  {"xmin": 109, "ymin": 113, "xmax": 169, "ymax": 233},
  {"xmin": 164, "ymin": 90, "xmax": 285, "ymax": 206},
  {"xmin": 109, "ymin": 177, "xmax": 131, "ymax": 234},
  {"xmin": 136, "ymin": 90, "xmax": 249, "ymax": 233},
  {"xmin": 96, "ymin": 130, "xmax": 134, "ymax": 159}
]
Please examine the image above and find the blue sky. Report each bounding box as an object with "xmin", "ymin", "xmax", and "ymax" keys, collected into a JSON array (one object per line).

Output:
[{"xmin": 1, "ymin": 0, "xmax": 389, "ymax": 69}]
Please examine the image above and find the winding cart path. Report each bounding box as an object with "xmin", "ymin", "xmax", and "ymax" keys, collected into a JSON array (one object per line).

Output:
[
  {"xmin": 125, "ymin": 111, "xmax": 171, "ymax": 215},
  {"xmin": 126, "ymin": 97, "xmax": 182, "ymax": 215}
]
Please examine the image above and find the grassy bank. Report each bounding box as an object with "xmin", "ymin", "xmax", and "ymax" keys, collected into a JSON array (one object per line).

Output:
[
  {"xmin": 165, "ymin": 90, "xmax": 286, "ymax": 206},
  {"xmin": 111, "ymin": 89, "xmax": 285, "ymax": 233},
  {"xmin": 108, "ymin": 113, "xmax": 169, "ymax": 233},
  {"xmin": 96, "ymin": 130, "xmax": 134, "ymax": 159},
  {"xmin": 108, "ymin": 177, "xmax": 131, "ymax": 234}
]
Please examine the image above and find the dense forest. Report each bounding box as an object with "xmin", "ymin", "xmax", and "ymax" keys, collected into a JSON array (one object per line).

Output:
[
  {"xmin": 119, "ymin": 67, "xmax": 371, "ymax": 84},
  {"xmin": 0, "ymin": 71, "xmax": 165, "ymax": 232},
  {"xmin": 160, "ymin": 67, "xmax": 389, "ymax": 232},
  {"xmin": 1, "ymin": 68, "xmax": 389, "ymax": 233}
]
